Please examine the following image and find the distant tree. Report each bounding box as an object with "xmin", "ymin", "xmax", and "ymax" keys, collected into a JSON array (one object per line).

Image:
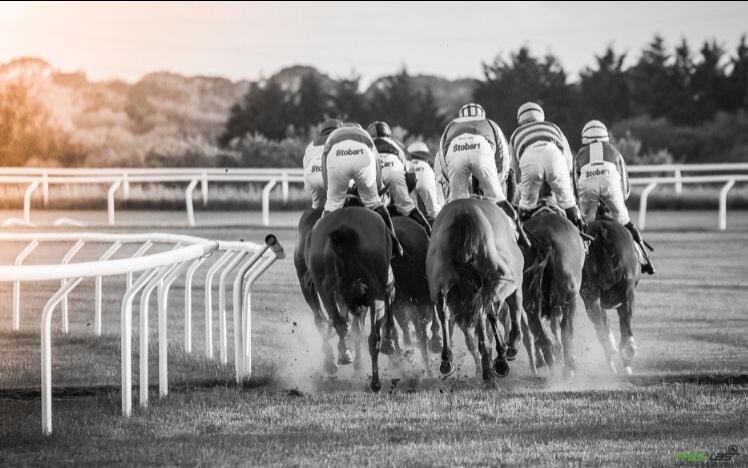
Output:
[
  {"xmin": 332, "ymin": 75, "xmax": 369, "ymax": 123},
  {"xmin": 690, "ymin": 39, "xmax": 729, "ymax": 122},
  {"xmin": 728, "ymin": 35, "xmax": 748, "ymax": 111},
  {"xmin": 291, "ymin": 73, "xmax": 332, "ymax": 137},
  {"xmin": 474, "ymin": 46, "xmax": 580, "ymax": 139},
  {"xmin": 579, "ymin": 46, "xmax": 632, "ymax": 124},
  {"xmin": 629, "ymin": 35, "xmax": 673, "ymax": 118},
  {"xmin": 368, "ymin": 68, "xmax": 443, "ymax": 138},
  {"xmin": 220, "ymin": 80, "xmax": 292, "ymax": 144}
]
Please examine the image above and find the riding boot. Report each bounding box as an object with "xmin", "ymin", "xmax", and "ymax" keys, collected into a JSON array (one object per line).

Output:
[
  {"xmin": 374, "ymin": 205, "xmax": 404, "ymax": 257},
  {"xmin": 497, "ymin": 200, "xmax": 531, "ymax": 249},
  {"xmin": 624, "ymin": 221, "xmax": 655, "ymax": 275},
  {"xmin": 407, "ymin": 208, "xmax": 432, "ymax": 236},
  {"xmin": 564, "ymin": 206, "xmax": 587, "ymax": 232}
]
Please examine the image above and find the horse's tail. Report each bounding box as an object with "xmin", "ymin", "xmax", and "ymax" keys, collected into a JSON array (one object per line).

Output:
[
  {"xmin": 328, "ymin": 225, "xmax": 369, "ymax": 298},
  {"xmin": 450, "ymin": 208, "xmax": 501, "ymax": 270},
  {"xmin": 524, "ymin": 241, "xmax": 553, "ymax": 314},
  {"xmin": 589, "ymin": 222, "xmax": 625, "ymax": 285}
]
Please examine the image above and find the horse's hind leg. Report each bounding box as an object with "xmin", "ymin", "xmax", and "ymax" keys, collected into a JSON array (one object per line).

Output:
[
  {"xmin": 351, "ymin": 310, "xmax": 367, "ymax": 372},
  {"xmin": 309, "ymin": 290, "xmax": 337, "ymax": 374},
  {"xmin": 413, "ymin": 305, "xmax": 432, "ymax": 374},
  {"xmin": 394, "ymin": 304, "xmax": 412, "ymax": 347},
  {"xmin": 583, "ymin": 295, "xmax": 618, "ymax": 373},
  {"xmin": 460, "ymin": 322, "xmax": 482, "ymax": 377},
  {"xmin": 505, "ymin": 290, "xmax": 524, "ymax": 361},
  {"xmin": 560, "ymin": 296, "xmax": 578, "ymax": 378},
  {"xmin": 368, "ymin": 301, "xmax": 383, "ymax": 392},
  {"xmin": 429, "ymin": 305, "xmax": 442, "ymax": 353},
  {"xmin": 487, "ymin": 310, "xmax": 509, "ymax": 377},
  {"xmin": 319, "ymin": 291, "xmax": 352, "ymax": 367},
  {"xmin": 436, "ymin": 293, "xmax": 454, "ymax": 375},
  {"xmin": 618, "ymin": 287, "xmax": 637, "ymax": 375},
  {"xmin": 526, "ymin": 307, "xmax": 556, "ymax": 373},
  {"xmin": 380, "ymin": 291, "xmax": 398, "ymax": 355},
  {"xmin": 475, "ymin": 312, "xmax": 494, "ymax": 382},
  {"xmin": 520, "ymin": 308, "xmax": 537, "ymax": 375}
]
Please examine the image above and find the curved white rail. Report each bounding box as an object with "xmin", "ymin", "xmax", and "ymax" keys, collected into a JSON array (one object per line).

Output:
[{"xmin": 0, "ymin": 231, "xmax": 285, "ymax": 435}]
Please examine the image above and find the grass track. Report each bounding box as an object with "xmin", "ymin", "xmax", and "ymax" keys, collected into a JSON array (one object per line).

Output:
[{"xmin": 0, "ymin": 210, "xmax": 746, "ymax": 465}]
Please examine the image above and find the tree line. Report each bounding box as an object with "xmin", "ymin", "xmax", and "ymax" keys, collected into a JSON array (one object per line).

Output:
[{"xmin": 221, "ymin": 34, "xmax": 748, "ymax": 163}]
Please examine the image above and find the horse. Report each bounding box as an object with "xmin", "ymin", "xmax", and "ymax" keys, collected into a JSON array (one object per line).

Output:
[
  {"xmin": 426, "ymin": 198, "xmax": 525, "ymax": 382},
  {"xmin": 521, "ymin": 203, "xmax": 585, "ymax": 377},
  {"xmin": 389, "ymin": 213, "xmax": 442, "ymax": 372},
  {"xmin": 294, "ymin": 207, "xmax": 343, "ymax": 373},
  {"xmin": 580, "ymin": 205, "xmax": 641, "ymax": 374},
  {"xmin": 305, "ymin": 205, "xmax": 394, "ymax": 392}
]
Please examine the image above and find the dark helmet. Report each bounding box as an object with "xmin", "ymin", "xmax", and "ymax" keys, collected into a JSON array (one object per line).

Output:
[
  {"xmin": 367, "ymin": 121, "xmax": 392, "ymax": 139},
  {"xmin": 320, "ymin": 118, "xmax": 342, "ymax": 136}
]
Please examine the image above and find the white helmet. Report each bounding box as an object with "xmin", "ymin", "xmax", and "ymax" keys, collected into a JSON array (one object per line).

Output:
[
  {"xmin": 458, "ymin": 103, "xmax": 485, "ymax": 119},
  {"xmin": 582, "ymin": 120, "xmax": 609, "ymax": 145},
  {"xmin": 407, "ymin": 141, "xmax": 429, "ymax": 155},
  {"xmin": 517, "ymin": 102, "xmax": 545, "ymax": 125}
]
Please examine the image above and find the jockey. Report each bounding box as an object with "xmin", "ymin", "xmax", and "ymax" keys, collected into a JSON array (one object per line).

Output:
[
  {"xmin": 435, "ymin": 103, "xmax": 531, "ymax": 248},
  {"xmin": 303, "ymin": 118, "xmax": 341, "ymax": 209},
  {"xmin": 322, "ymin": 122, "xmax": 403, "ymax": 256},
  {"xmin": 574, "ymin": 120, "xmax": 655, "ymax": 274},
  {"xmin": 406, "ymin": 141, "xmax": 443, "ymax": 224},
  {"xmin": 509, "ymin": 102, "xmax": 585, "ymax": 231},
  {"xmin": 367, "ymin": 121, "xmax": 432, "ymax": 235}
]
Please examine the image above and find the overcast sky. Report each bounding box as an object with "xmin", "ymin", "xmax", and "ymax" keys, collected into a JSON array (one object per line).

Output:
[{"xmin": 1, "ymin": 1, "xmax": 747, "ymax": 83}]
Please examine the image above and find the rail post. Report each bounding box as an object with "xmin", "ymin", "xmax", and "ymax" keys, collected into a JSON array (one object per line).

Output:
[
  {"xmin": 127, "ymin": 241, "xmax": 153, "ymax": 289},
  {"xmin": 42, "ymin": 172, "xmax": 49, "ymax": 207},
  {"xmin": 157, "ymin": 260, "xmax": 191, "ymax": 397},
  {"xmin": 719, "ymin": 178, "xmax": 736, "ymax": 231},
  {"xmin": 261, "ymin": 178, "xmax": 278, "ymax": 226},
  {"xmin": 41, "ymin": 277, "xmax": 84, "ymax": 435},
  {"xmin": 122, "ymin": 173, "xmax": 130, "ymax": 201},
  {"xmin": 203, "ymin": 251, "xmax": 234, "ymax": 359},
  {"xmin": 12, "ymin": 240, "xmax": 39, "ymax": 330},
  {"xmin": 218, "ymin": 250, "xmax": 247, "ymax": 364},
  {"xmin": 281, "ymin": 171, "xmax": 289, "ymax": 205},
  {"xmin": 183, "ymin": 256, "xmax": 207, "ymax": 354},
  {"xmin": 185, "ymin": 178, "xmax": 199, "ymax": 227},
  {"xmin": 107, "ymin": 179, "xmax": 123, "ymax": 226},
  {"xmin": 638, "ymin": 182, "xmax": 658, "ymax": 231},
  {"xmin": 23, "ymin": 179, "xmax": 41, "ymax": 225},
  {"xmin": 59, "ymin": 240, "xmax": 86, "ymax": 334},
  {"xmin": 674, "ymin": 168, "xmax": 682, "ymax": 195},
  {"xmin": 201, "ymin": 171, "xmax": 209, "ymax": 207},
  {"xmin": 95, "ymin": 242, "xmax": 122, "ymax": 335}
]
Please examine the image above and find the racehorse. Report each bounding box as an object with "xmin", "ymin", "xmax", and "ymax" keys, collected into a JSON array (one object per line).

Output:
[
  {"xmin": 294, "ymin": 207, "xmax": 341, "ymax": 373},
  {"xmin": 306, "ymin": 206, "xmax": 394, "ymax": 392},
  {"xmin": 426, "ymin": 198, "xmax": 525, "ymax": 382},
  {"xmin": 521, "ymin": 203, "xmax": 585, "ymax": 377},
  {"xmin": 580, "ymin": 205, "xmax": 641, "ymax": 374},
  {"xmin": 389, "ymin": 213, "xmax": 442, "ymax": 372}
]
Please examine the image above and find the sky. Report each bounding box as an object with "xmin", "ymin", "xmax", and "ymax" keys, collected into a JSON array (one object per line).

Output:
[{"xmin": 1, "ymin": 1, "xmax": 747, "ymax": 84}]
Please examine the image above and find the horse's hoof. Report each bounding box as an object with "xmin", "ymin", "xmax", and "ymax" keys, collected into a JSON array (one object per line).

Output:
[
  {"xmin": 324, "ymin": 360, "xmax": 338, "ymax": 374},
  {"xmin": 506, "ymin": 346, "xmax": 519, "ymax": 361},
  {"xmin": 380, "ymin": 339, "xmax": 396, "ymax": 355},
  {"xmin": 369, "ymin": 376, "xmax": 381, "ymax": 393},
  {"xmin": 623, "ymin": 366, "xmax": 633, "ymax": 375},
  {"xmin": 439, "ymin": 360, "xmax": 454, "ymax": 376},
  {"xmin": 338, "ymin": 349, "xmax": 353, "ymax": 366},
  {"xmin": 429, "ymin": 338, "xmax": 442, "ymax": 354},
  {"xmin": 493, "ymin": 358, "xmax": 510, "ymax": 377},
  {"xmin": 620, "ymin": 338, "xmax": 637, "ymax": 361}
]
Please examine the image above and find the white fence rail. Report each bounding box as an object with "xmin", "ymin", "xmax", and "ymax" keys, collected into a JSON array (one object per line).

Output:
[
  {"xmin": 2, "ymin": 164, "xmax": 748, "ymax": 229},
  {"xmin": 0, "ymin": 231, "xmax": 285, "ymax": 435},
  {"xmin": 0, "ymin": 168, "xmax": 304, "ymax": 227}
]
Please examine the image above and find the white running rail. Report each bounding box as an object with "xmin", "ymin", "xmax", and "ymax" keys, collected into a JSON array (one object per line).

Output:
[{"xmin": 0, "ymin": 231, "xmax": 285, "ymax": 435}]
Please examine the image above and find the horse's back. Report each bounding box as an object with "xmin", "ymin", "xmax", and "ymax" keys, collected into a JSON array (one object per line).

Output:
[
  {"xmin": 583, "ymin": 218, "xmax": 639, "ymax": 302},
  {"xmin": 392, "ymin": 216, "xmax": 430, "ymax": 305}
]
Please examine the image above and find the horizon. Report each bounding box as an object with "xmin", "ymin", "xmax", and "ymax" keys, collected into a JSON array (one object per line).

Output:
[{"xmin": 1, "ymin": 2, "xmax": 747, "ymax": 85}]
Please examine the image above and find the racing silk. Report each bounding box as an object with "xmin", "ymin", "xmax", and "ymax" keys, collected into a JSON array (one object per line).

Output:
[
  {"xmin": 509, "ymin": 121, "xmax": 573, "ymax": 172},
  {"xmin": 373, "ymin": 135, "xmax": 415, "ymax": 215},
  {"xmin": 434, "ymin": 116, "xmax": 510, "ymax": 197},
  {"xmin": 373, "ymin": 136, "xmax": 407, "ymax": 163},
  {"xmin": 574, "ymin": 140, "xmax": 630, "ymax": 199}
]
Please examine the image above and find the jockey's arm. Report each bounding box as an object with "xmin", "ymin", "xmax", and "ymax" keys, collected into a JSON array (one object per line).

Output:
[
  {"xmin": 434, "ymin": 129, "xmax": 450, "ymax": 200},
  {"xmin": 558, "ymin": 128, "xmax": 574, "ymax": 173},
  {"xmin": 494, "ymin": 121, "xmax": 512, "ymax": 181},
  {"xmin": 618, "ymin": 152, "xmax": 631, "ymax": 199},
  {"xmin": 572, "ymin": 151, "xmax": 581, "ymax": 198}
]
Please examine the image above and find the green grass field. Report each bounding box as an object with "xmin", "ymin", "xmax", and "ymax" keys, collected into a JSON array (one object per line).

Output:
[{"xmin": 0, "ymin": 211, "xmax": 747, "ymax": 466}]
